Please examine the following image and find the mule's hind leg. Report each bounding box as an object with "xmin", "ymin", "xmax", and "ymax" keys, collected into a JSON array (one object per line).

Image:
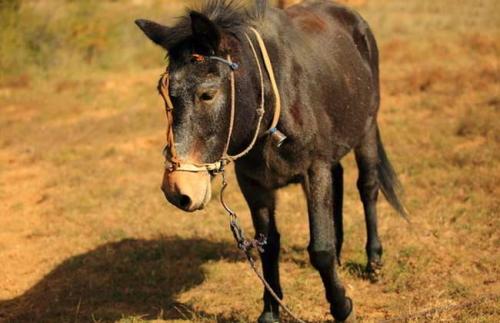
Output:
[
  {"xmin": 355, "ymin": 123, "xmax": 383, "ymax": 274},
  {"xmin": 236, "ymin": 169, "xmax": 282, "ymax": 323},
  {"xmin": 303, "ymin": 161, "xmax": 354, "ymax": 322},
  {"xmin": 332, "ymin": 163, "xmax": 344, "ymax": 265}
]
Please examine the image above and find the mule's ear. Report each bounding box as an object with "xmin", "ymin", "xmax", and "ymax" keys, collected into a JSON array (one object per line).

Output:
[
  {"xmin": 190, "ymin": 11, "xmax": 221, "ymax": 54},
  {"xmin": 135, "ymin": 19, "xmax": 171, "ymax": 48}
]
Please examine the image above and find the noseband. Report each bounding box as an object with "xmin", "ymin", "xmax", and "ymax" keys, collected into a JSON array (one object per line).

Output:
[{"xmin": 158, "ymin": 27, "xmax": 283, "ymax": 173}]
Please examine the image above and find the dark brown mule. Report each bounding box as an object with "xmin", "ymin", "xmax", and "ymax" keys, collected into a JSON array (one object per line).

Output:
[{"xmin": 135, "ymin": 1, "xmax": 407, "ymax": 322}]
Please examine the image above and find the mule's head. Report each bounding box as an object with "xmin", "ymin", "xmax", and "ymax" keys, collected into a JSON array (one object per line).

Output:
[{"xmin": 135, "ymin": 11, "xmax": 244, "ymax": 212}]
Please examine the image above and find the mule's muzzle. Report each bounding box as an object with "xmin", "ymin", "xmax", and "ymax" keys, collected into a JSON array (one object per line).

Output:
[{"xmin": 161, "ymin": 170, "xmax": 211, "ymax": 212}]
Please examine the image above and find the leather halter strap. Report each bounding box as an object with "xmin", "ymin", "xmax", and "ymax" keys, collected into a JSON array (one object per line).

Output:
[{"xmin": 158, "ymin": 28, "xmax": 281, "ymax": 173}]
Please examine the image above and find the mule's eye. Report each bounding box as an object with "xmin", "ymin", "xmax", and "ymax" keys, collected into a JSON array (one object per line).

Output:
[{"xmin": 199, "ymin": 90, "xmax": 217, "ymax": 102}]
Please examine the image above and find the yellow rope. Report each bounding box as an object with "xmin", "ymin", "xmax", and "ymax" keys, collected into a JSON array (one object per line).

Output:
[{"xmin": 249, "ymin": 27, "xmax": 281, "ymax": 132}]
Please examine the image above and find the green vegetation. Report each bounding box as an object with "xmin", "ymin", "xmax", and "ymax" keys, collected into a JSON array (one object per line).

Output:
[{"xmin": 0, "ymin": 0, "xmax": 168, "ymax": 78}]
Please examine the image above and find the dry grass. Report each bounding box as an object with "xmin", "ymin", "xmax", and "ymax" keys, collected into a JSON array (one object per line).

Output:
[{"xmin": 0, "ymin": 0, "xmax": 499, "ymax": 322}]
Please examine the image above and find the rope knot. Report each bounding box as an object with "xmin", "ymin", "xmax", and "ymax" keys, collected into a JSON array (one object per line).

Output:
[{"xmin": 230, "ymin": 219, "xmax": 267, "ymax": 254}]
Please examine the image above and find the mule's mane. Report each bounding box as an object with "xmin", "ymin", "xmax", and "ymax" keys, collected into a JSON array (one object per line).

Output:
[{"xmin": 163, "ymin": 0, "xmax": 266, "ymax": 50}]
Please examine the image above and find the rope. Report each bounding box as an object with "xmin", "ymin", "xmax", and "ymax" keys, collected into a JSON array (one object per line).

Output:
[
  {"xmin": 159, "ymin": 29, "xmax": 302, "ymax": 320},
  {"xmin": 221, "ymin": 55, "xmax": 237, "ymax": 159},
  {"xmin": 159, "ymin": 74, "xmax": 179, "ymax": 169},
  {"xmin": 249, "ymin": 27, "xmax": 281, "ymax": 132},
  {"xmin": 247, "ymin": 254, "xmax": 307, "ymax": 323},
  {"xmin": 225, "ymin": 32, "xmax": 266, "ymax": 160},
  {"xmin": 219, "ymin": 171, "xmax": 306, "ymax": 323}
]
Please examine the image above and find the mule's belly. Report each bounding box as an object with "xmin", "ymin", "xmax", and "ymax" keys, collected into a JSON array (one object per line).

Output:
[
  {"xmin": 236, "ymin": 161, "xmax": 303, "ymax": 189},
  {"xmin": 235, "ymin": 135, "xmax": 352, "ymax": 190}
]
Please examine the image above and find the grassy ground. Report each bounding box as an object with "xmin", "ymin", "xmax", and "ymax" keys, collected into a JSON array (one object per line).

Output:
[{"xmin": 0, "ymin": 0, "xmax": 499, "ymax": 322}]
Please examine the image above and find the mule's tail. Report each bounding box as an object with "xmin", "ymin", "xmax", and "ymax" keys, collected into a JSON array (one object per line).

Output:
[{"xmin": 376, "ymin": 129, "xmax": 409, "ymax": 218}]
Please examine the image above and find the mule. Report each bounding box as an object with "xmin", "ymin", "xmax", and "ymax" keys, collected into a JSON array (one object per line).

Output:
[{"xmin": 135, "ymin": 1, "xmax": 407, "ymax": 322}]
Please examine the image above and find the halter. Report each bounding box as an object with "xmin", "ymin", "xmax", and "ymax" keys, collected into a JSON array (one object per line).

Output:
[{"xmin": 158, "ymin": 27, "xmax": 283, "ymax": 173}]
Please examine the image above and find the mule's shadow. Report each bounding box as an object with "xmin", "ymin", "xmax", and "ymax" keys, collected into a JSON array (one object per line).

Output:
[{"xmin": 0, "ymin": 237, "xmax": 244, "ymax": 322}]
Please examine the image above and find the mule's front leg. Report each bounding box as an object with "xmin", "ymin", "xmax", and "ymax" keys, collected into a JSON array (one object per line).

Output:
[
  {"xmin": 236, "ymin": 170, "xmax": 281, "ymax": 323},
  {"xmin": 303, "ymin": 162, "xmax": 355, "ymax": 322}
]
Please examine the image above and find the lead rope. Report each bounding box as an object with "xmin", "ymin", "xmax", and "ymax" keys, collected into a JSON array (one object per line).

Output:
[
  {"xmin": 159, "ymin": 28, "xmax": 304, "ymax": 322},
  {"xmin": 222, "ymin": 32, "xmax": 305, "ymax": 323},
  {"xmin": 220, "ymin": 170, "xmax": 307, "ymax": 323}
]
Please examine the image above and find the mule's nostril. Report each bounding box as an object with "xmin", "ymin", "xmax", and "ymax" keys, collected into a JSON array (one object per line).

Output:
[{"xmin": 179, "ymin": 194, "xmax": 192, "ymax": 209}]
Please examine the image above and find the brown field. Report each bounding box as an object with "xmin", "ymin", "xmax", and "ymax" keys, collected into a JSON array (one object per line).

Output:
[{"xmin": 0, "ymin": 0, "xmax": 499, "ymax": 322}]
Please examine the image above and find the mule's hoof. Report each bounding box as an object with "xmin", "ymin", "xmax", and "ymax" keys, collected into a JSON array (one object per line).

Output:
[
  {"xmin": 366, "ymin": 260, "xmax": 383, "ymax": 282},
  {"xmin": 337, "ymin": 304, "xmax": 356, "ymax": 322},
  {"xmin": 333, "ymin": 298, "xmax": 356, "ymax": 323},
  {"xmin": 258, "ymin": 311, "xmax": 280, "ymax": 323}
]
